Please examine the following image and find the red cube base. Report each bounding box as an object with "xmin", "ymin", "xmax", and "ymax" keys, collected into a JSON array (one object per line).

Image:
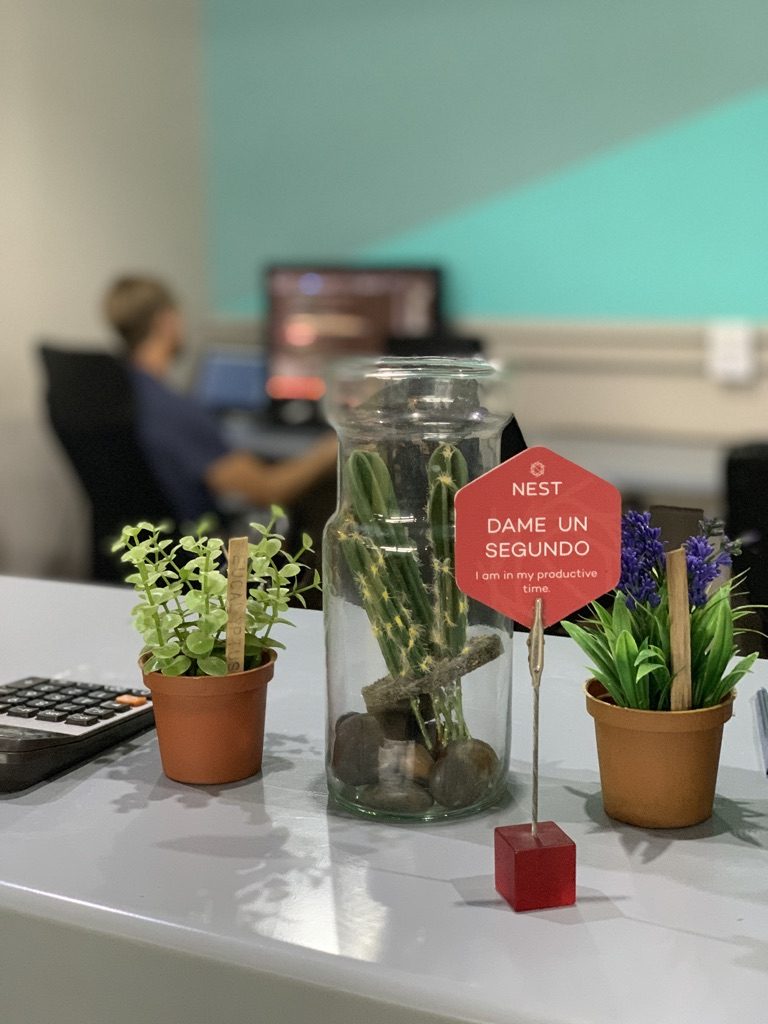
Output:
[{"xmin": 495, "ymin": 821, "xmax": 576, "ymax": 912}]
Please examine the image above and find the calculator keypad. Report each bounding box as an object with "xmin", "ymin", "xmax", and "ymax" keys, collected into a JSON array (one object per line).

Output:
[{"xmin": 0, "ymin": 679, "xmax": 152, "ymax": 735}]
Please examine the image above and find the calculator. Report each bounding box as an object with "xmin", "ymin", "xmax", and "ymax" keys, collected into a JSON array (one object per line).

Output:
[{"xmin": 0, "ymin": 676, "xmax": 155, "ymax": 792}]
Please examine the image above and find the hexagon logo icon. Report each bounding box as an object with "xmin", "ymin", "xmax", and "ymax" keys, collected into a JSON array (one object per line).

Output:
[{"xmin": 454, "ymin": 446, "xmax": 621, "ymax": 628}]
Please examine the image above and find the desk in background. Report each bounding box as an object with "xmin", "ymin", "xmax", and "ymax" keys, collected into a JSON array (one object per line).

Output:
[
  {"xmin": 220, "ymin": 411, "xmax": 330, "ymax": 462},
  {"xmin": 0, "ymin": 576, "xmax": 767, "ymax": 1024}
]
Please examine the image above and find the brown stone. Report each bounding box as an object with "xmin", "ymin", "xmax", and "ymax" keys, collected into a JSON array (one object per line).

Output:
[
  {"xmin": 377, "ymin": 739, "xmax": 434, "ymax": 786},
  {"xmin": 359, "ymin": 780, "xmax": 434, "ymax": 814},
  {"xmin": 331, "ymin": 712, "xmax": 384, "ymax": 787},
  {"xmin": 373, "ymin": 709, "xmax": 415, "ymax": 741},
  {"xmin": 429, "ymin": 738, "xmax": 500, "ymax": 809},
  {"xmin": 401, "ymin": 743, "xmax": 434, "ymax": 785}
]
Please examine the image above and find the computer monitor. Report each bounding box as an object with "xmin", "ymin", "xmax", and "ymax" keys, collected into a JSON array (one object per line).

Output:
[
  {"xmin": 195, "ymin": 350, "xmax": 269, "ymax": 413},
  {"xmin": 264, "ymin": 264, "xmax": 444, "ymax": 405}
]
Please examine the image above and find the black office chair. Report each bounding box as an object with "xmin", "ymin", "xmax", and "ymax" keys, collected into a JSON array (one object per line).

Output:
[
  {"xmin": 725, "ymin": 443, "xmax": 768, "ymax": 656},
  {"xmin": 39, "ymin": 345, "xmax": 175, "ymax": 583}
]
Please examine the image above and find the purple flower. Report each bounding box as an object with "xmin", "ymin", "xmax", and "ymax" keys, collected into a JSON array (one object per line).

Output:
[
  {"xmin": 684, "ymin": 532, "xmax": 732, "ymax": 607},
  {"xmin": 619, "ymin": 511, "xmax": 664, "ymax": 609}
]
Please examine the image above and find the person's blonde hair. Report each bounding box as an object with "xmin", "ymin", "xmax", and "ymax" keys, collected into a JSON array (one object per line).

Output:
[{"xmin": 104, "ymin": 276, "xmax": 177, "ymax": 352}]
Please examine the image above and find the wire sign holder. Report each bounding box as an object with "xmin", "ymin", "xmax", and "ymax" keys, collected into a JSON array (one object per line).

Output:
[
  {"xmin": 528, "ymin": 597, "xmax": 544, "ymax": 837},
  {"xmin": 455, "ymin": 446, "xmax": 621, "ymax": 911}
]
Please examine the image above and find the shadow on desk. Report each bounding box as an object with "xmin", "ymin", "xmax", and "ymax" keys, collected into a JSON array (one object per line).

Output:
[{"xmin": 566, "ymin": 761, "xmax": 768, "ymax": 863}]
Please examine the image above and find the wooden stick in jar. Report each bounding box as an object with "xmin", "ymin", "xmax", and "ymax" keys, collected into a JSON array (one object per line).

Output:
[
  {"xmin": 666, "ymin": 547, "xmax": 692, "ymax": 711},
  {"xmin": 225, "ymin": 536, "xmax": 249, "ymax": 674}
]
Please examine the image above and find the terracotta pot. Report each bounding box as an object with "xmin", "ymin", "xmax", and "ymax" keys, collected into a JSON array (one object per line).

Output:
[
  {"xmin": 142, "ymin": 652, "xmax": 276, "ymax": 785},
  {"xmin": 585, "ymin": 680, "xmax": 734, "ymax": 828}
]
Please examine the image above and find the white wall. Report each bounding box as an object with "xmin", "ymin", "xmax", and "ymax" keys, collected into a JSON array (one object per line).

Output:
[
  {"xmin": 473, "ymin": 319, "xmax": 768, "ymax": 514},
  {"xmin": 0, "ymin": 0, "xmax": 206, "ymax": 577}
]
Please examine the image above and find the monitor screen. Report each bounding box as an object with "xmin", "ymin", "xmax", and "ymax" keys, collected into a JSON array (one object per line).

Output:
[
  {"xmin": 264, "ymin": 265, "xmax": 443, "ymax": 402},
  {"xmin": 195, "ymin": 350, "xmax": 268, "ymax": 413}
]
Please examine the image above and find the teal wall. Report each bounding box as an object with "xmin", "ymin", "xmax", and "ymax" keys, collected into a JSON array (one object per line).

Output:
[{"xmin": 203, "ymin": 1, "xmax": 768, "ymax": 319}]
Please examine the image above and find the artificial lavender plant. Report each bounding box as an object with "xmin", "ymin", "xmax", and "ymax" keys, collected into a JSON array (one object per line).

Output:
[{"xmin": 563, "ymin": 512, "xmax": 757, "ymax": 710}]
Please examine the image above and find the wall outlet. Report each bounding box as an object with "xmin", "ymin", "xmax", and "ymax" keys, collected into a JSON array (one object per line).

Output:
[{"xmin": 705, "ymin": 320, "xmax": 756, "ymax": 385}]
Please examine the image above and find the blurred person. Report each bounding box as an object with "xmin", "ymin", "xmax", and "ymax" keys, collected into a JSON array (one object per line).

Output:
[{"xmin": 103, "ymin": 275, "xmax": 337, "ymax": 526}]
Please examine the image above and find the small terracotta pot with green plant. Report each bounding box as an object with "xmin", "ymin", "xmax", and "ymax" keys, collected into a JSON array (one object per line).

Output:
[
  {"xmin": 563, "ymin": 512, "xmax": 758, "ymax": 828},
  {"xmin": 114, "ymin": 508, "xmax": 319, "ymax": 785}
]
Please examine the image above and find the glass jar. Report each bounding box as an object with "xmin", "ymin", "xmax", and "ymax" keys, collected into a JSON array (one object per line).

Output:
[{"xmin": 323, "ymin": 357, "xmax": 513, "ymax": 822}]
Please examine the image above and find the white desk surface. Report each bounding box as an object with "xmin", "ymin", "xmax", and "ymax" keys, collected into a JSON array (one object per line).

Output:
[{"xmin": 0, "ymin": 575, "xmax": 767, "ymax": 1024}]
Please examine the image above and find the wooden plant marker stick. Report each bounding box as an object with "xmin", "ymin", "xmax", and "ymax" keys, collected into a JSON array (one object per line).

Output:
[
  {"xmin": 666, "ymin": 547, "xmax": 692, "ymax": 711},
  {"xmin": 527, "ymin": 598, "xmax": 544, "ymax": 836},
  {"xmin": 225, "ymin": 537, "xmax": 249, "ymax": 674}
]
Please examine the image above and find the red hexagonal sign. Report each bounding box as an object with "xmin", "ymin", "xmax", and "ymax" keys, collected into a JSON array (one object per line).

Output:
[{"xmin": 455, "ymin": 446, "xmax": 621, "ymax": 628}]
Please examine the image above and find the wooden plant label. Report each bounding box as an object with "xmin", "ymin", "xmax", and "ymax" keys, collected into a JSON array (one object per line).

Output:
[
  {"xmin": 666, "ymin": 547, "xmax": 692, "ymax": 710},
  {"xmin": 225, "ymin": 536, "xmax": 249, "ymax": 673},
  {"xmin": 455, "ymin": 447, "xmax": 622, "ymax": 627}
]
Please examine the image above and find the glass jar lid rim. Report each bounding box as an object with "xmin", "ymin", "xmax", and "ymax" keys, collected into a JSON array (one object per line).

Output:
[{"xmin": 328, "ymin": 355, "xmax": 500, "ymax": 381}]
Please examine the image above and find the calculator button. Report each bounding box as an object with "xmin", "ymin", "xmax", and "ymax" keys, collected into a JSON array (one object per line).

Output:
[
  {"xmin": 115, "ymin": 694, "xmax": 148, "ymax": 707},
  {"xmin": 36, "ymin": 709, "xmax": 69, "ymax": 722},
  {"xmin": 4, "ymin": 696, "xmax": 28, "ymax": 706},
  {"xmin": 7, "ymin": 677, "xmax": 47, "ymax": 689},
  {"xmin": 7, "ymin": 707, "xmax": 38, "ymax": 718},
  {"xmin": 55, "ymin": 702, "xmax": 81, "ymax": 714},
  {"xmin": 65, "ymin": 713, "xmax": 98, "ymax": 726},
  {"xmin": 72, "ymin": 696, "xmax": 97, "ymax": 707},
  {"xmin": 30, "ymin": 684, "xmax": 58, "ymax": 694},
  {"xmin": 87, "ymin": 692, "xmax": 114, "ymax": 703},
  {"xmin": 59, "ymin": 687, "xmax": 86, "ymax": 696},
  {"xmin": 84, "ymin": 707, "xmax": 115, "ymax": 719},
  {"xmin": 27, "ymin": 699, "xmax": 56, "ymax": 709},
  {"xmin": 101, "ymin": 701, "xmax": 131, "ymax": 713}
]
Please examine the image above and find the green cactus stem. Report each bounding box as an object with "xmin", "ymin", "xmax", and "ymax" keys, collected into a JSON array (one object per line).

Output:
[
  {"xmin": 427, "ymin": 444, "xmax": 471, "ymax": 742},
  {"xmin": 337, "ymin": 518, "xmax": 432, "ymax": 679},
  {"xmin": 428, "ymin": 444, "xmax": 469, "ymax": 658},
  {"xmin": 337, "ymin": 530, "xmax": 434, "ymax": 749},
  {"xmin": 346, "ymin": 450, "xmax": 436, "ymax": 663},
  {"xmin": 340, "ymin": 443, "xmax": 497, "ymax": 748}
]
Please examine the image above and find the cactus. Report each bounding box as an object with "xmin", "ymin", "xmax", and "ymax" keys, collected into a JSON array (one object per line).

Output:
[
  {"xmin": 339, "ymin": 443, "xmax": 486, "ymax": 747},
  {"xmin": 339, "ymin": 450, "xmax": 440, "ymax": 745},
  {"xmin": 427, "ymin": 444, "xmax": 469, "ymax": 658},
  {"xmin": 337, "ymin": 516, "xmax": 432, "ymax": 680},
  {"xmin": 345, "ymin": 450, "xmax": 435, "ymax": 638},
  {"xmin": 427, "ymin": 444, "xmax": 470, "ymax": 741}
]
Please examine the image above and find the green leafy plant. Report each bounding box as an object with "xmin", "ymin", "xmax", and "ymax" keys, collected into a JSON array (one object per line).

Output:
[
  {"xmin": 563, "ymin": 512, "xmax": 758, "ymax": 709},
  {"xmin": 113, "ymin": 508, "xmax": 319, "ymax": 677}
]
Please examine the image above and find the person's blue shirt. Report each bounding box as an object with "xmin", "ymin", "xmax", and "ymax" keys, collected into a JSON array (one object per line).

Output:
[{"xmin": 130, "ymin": 368, "xmax": 230, "ymax": 524}]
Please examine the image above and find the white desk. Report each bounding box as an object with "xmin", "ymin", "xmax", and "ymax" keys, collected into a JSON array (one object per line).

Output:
[{"xmin": 0, "ymin": 576, "xmax": 767, "ymax": 1024}]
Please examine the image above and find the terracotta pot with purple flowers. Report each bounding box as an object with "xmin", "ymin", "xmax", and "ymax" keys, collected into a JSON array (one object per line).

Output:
[{"xmin": 564, "ymin": 513, "xmax": 757, "ymax": 829}]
